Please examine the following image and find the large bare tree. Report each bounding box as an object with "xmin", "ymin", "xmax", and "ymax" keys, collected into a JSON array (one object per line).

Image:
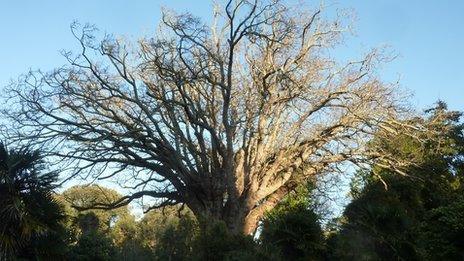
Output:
[{"xmin": 3, "ymin": 0, "xmax": 421, "ymax": 234}]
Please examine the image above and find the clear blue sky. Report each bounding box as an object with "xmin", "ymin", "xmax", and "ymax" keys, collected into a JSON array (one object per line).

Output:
[{"xmin": 0, "ymin": 0, "xmax": 463, "ymax": 112}]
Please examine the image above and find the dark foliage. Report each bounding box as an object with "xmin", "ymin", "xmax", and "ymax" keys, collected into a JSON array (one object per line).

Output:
[
  {"xmin": 328, "ymin": 103, "xmax": 464, "ymax": 260},
  {"xmin": 261, "ymin": 184, "xmax": 326, "ymax": 260},
  {"xmin": 68, "ymin": 229, "xmax": 117, "ymax": 261},
  {"xmin": 0, "ymin": 144, "xmax": 68, "ymax": 259}
]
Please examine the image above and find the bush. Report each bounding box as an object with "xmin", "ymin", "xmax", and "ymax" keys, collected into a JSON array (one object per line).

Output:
[{"xmin": 260, "ymin": 186, "xmax": 326, "ymax": 261}]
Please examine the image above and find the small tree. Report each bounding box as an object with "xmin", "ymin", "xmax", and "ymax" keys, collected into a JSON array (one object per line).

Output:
[
  {"xmin": 4, "ymin": 0, "xmax": 425, "ymax": 234},
  {"xmin": 62, "ymin": 184, "xmax": 131, "ymax": 233},
  {"xmin": 260, "ymin": 183, "xmax": 326, "ymax": 260},
  {"xmin": 0, "ymin": 144, "xmax": 67, "ymax": 259},
  {"xmin": 68, "ymin": 220, "xmax": 117, "ymax": 261}
]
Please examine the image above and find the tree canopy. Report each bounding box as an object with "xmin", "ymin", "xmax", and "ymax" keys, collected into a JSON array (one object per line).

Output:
[{"xmin": 3, "ymin": 0, "xmax": 429, "ymax": 235}]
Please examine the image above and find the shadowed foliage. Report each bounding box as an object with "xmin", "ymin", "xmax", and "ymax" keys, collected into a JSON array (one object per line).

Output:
[
  {"xmin": 261, "ymin": 183, "xmax": 325, "ymax": 260},
  {"xmin": 327, "ymin": 103, "xmax": 464, "ymax": 260},
  {"xmin": 0, "ymin": 144, "xmax": 68, "ymax": 259}
]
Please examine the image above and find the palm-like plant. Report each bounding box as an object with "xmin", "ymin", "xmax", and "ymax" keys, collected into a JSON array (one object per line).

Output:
[{"xmin": 0, "ymin": 143, "xmax": 63, "ymax": 258}]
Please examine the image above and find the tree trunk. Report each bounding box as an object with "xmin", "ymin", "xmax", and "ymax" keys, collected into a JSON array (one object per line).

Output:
[
  {"xmin": 190, "ymin": 185, "xmax": 291, "ymax": 236},
  {"xmin": 194, "ymin": 210, "xmax": 258, "ymax": 236}
]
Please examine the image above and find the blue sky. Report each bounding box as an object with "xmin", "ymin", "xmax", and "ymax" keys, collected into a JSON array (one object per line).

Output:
[{"xmin": 0, "ymin": 0, "xmax": 463, "ymax": 111}]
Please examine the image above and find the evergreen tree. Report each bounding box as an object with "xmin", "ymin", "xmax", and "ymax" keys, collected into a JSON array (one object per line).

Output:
[
  {"xmin": 328, "ymin": 102, "xmax": 464, "ymax": 260},
  {"xmin": 0, "ymin": 144, "xmax": 68, "ymax": 259}
]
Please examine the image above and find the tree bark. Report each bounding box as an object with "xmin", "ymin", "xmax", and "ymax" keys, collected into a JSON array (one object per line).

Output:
[{"xmin": 189, "ymin": 182, "xmax": 293, "ymax": 236}]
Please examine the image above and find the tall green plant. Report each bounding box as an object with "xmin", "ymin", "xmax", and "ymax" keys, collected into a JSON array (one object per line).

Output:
[{"xmin": 0, "ymin": 144, "xmax": 67, "ymax": 259}]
